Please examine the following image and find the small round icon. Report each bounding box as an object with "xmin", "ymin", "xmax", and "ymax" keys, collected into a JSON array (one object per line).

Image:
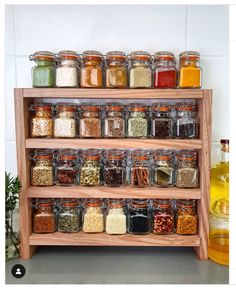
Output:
[{"xmin": 11, "ymin": 264, "xmax": 26, "ymax": 279}]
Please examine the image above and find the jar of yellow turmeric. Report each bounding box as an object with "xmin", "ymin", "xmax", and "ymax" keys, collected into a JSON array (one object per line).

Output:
[{"xmin": 178, "ymin": 51, "xmax": 201, "ymax": 89}]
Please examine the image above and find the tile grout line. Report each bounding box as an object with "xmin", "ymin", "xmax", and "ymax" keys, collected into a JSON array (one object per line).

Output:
[
  {"xmin": 185, "ymin": 5, "xmax": 188, "ymax": 51},
  {"xmin": 12, "ymin": 6, "xmax": 17, "ymax": 88}
]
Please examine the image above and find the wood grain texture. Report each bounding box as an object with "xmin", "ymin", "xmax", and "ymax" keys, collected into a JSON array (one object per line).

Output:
[
  {"xmin": 22, "ymin": 88, "xmax": 204, "ymax": 99},
  {"xmin": 26, "ymin": 138, "xmax": 203, "ymax": 150},
  {"xmin": 14, "ymin": 89, "xmax": 36, "ymax": 259},
  {"xmin": 195, "ymin": 90, "xmax": 212, "ymax": 260},
  {"xmin": 29, "ymin": 232, "xmax": 200, "ymax": 246},
  {"xmin": 28, "ymin": 186, "xmax": 201, "ymax": 199}
]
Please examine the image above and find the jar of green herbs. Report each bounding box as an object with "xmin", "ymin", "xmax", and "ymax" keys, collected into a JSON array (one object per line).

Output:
[
  {"xmin": 29, "ymin": 51, "xmax": 56, "ymax": 87},
  {"xmin": 57, "ymin": 199, "xmax": 81, "ymax": 233}
]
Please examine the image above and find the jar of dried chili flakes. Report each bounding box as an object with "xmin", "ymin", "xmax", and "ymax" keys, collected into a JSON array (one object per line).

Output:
[
  {"xmin": 153, "ymin": 51, "xmax": 177, "ymax": 88},
  {"xmin": 152, "ymin": 199, "xmax": 175, "ymax": 234}
]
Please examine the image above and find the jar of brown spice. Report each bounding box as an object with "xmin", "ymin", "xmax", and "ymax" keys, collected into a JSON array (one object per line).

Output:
[
  {"xmin": 32, "ymin": 198, "xmax": 56, "ymax": 233},
  {"xmin": 79, "ymin": 104, "xmax": 102, "ymax": 138}
]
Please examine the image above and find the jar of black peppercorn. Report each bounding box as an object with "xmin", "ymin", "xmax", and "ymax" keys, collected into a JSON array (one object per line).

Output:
[
  {"xmin": 152, "ymin": 199, "xmax": 175, "ymax": 235},
  {"xmin": 104, "ymin": 149, "xmax": 126, "ymax": 187},
  {"xmin": 176, "ymin": 103, "xmax": 198, "ymax": 139},
  {"xmin": 55, "ymin": 149, "xmax": 79, "ymax": 186},
  {"xmin": 128, "ymin": 199, "xmax": 151, "ymax": 234},
  {"xmin": 153, "ymin": 150, "xmax": 175, "ymax": 187},
  {"xmin": 151, "ymin": 103, "xmax": 174, "ymax": 138}
]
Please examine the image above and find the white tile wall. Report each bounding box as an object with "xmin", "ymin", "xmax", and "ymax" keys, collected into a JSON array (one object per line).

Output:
[{"xmin": 5, "ymin": 5, "xmax": 229, "ymax": 175}]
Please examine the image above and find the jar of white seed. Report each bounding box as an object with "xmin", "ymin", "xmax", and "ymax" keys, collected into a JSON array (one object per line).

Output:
[{"xmin": 54, "ymin": 104, "xmax": 78, "ymax": 138}]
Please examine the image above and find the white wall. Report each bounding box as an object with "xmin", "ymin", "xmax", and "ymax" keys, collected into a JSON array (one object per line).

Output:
[{"xmin": 5, "ymin": 5, "xmax": 229, "ymax": 175}]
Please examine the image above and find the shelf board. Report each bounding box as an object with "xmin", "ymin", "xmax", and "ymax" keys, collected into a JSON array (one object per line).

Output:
[
  {"xmin": 20, "ymin": 88, "xmax": 204, "ymax": 99},
  {"xmin": 26, "ymin": 138, "xmax": 202, "ymax": 150},
  {"xmin": 28, "ymin": 186, "xmax": 201, "ymax": 199},
  {"xmin": 29, "ymin": 232, "xmax": 200, "ymax": 246}
]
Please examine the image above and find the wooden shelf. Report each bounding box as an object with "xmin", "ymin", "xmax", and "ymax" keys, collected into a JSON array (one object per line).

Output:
[
  {"xmin": 29, "ymin": 232, "xmax": 200, "ymax": 247},
  {"xmin": 20, "ymin": 88, "xmax": 204, "ymax": 99},
  {"xmin": 28, "ymin": 186, "xmax": 201, "ymax": 199},
  {"xmin": 26, "ymin": 138, "xmax": 203, "ymax": 150}
]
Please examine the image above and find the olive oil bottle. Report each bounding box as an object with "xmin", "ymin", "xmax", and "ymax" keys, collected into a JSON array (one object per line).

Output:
[{"xmin": 209, "ymin": 139, "xmax": 229, "ymax": 266}]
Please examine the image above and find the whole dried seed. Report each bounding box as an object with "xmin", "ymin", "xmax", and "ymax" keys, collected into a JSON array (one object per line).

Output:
[
  {"xmin": 83, "ymin": 207, "xmax": 104, "ymax": 233},
  {"xmin": 54, "ymin": 111, "xmax": 77, "ymax": 138},
  {"xmin": 32, "ymin": 165, "xmax": 54, "ymax": 186},
  {"xmin": 57, "ymin": 211, "xmax": 80, "ymax": 233},
  {"xmin": 80, "ymin": 160, "xmax": 101, "ymax": 186}
]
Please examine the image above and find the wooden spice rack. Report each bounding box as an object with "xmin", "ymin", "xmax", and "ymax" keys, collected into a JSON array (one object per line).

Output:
[{"xmin": 14, "ymin": 88, "xmax": 212, "ymax": 260}]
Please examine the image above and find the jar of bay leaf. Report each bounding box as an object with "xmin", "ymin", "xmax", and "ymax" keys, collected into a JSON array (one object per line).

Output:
[
  {"xmin": 129, "ymin": 51, "xmax": 152, "ymax": 88},
  {"xmin": 83, "ymin": 199, "xmax": 104, "ymax": 233},
  {"xmin": 151, "ymin": 103, "xmax": 174, "ymax": 138},
  {"xmin": 79, "ymin": 104, "xmax": 102, "ymax": 138},
  {"xmin": 176, "ymin": 150, "xmax": 199, "ymax": 188},
  {"xmin": 105, "ymin": 51, "xmax": 128, "ymax": 88},
  {"xmin": 31, "ymin": 150, "xmax": 54, "ymax": 187},
  {"xmin": 55, "ymin": 149, "xmax": 79, "ymax": 186},
  {"xmin": 30, "ymin": 103, "xmax": 54, "ymax": 138},
  {"xmin": 103, "ymin": 103, "xmax": 125, "ymax": 138},
  {"xmin": 32, "ymin": 198, "xmax": 56, "ymax": 233},
  {"xmin": 127, "ymin": 104, "xmax": 148, "ymax": 138},
  {"xmin": 129, "ymin": 150, "xmax": 151, "ymax": 187},
  {"xmin": 104, "ymin": 149, "xmax": 126, "ymax": 187},
  {"xmin": 29, "ymin": 51, "xmax": 56, "ymax": 87},
  {"xmin": 79, "ymin": 149, "xmax": 102, "ymax": 186},
  {"xmin": 153, "ymin": 150, "xmax": 175, "ymax": 187},
  {"xmin": 57, "ymin": 199, "xmax": 81, "ymax": 233},
  {"xmin": 80, "ymin": 50, "xmax": 103, "ymax": 88}
]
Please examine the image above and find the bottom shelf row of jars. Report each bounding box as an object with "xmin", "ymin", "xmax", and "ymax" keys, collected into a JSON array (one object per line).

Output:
[{"xmin": 32, "ymin": 198, "xmax": 198, "ymax": 235}]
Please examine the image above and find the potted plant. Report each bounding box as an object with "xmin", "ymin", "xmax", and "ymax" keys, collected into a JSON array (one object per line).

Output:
[{"xmin": 5, "ymin": 172, "xmax": 21, "ymax": 261}]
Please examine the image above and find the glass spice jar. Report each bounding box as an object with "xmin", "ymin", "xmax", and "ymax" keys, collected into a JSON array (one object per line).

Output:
[
  {"xmin": 104, "ymin": 149, "xmax": 126, "ymax": 187},
  {"xmin": 151, "ymin": 103, "xmax": 174, "ymax": 138},
  {"xmin": 129, "ymin": 150, "xmax": 151, "ymax": 187},
  {"xmin": 54, "ymin": 104, "xmax": 78, "ymax": 138},
  {"xmin": 80, "ymin": 149, "xmax": 102, "ymax": 186},
  {"xmin": 153, "ymin": 150, "xmax": 175, "ymax": 187},
  {"xmin": 105, "ymin": 51, "xmax": 128, "ymax": 88},
  {"xmin": 176, "ymin": 200, "xmax": 198, "ymax": 235},
  {"xmin": 29, "ymin": 51, "xmax": 56, "ymax": 87},
  {"xmin": 152, "ymin": 199, "xmax": 175, "ymax": 234},
  {"xmin": 176, "ymin": 103, "xmax": 198, "ymax": 139},
  {"xmin": 129, "ymin": 51, "xmax": 152, "ymax": 88},
  {"xmin": 153, "ymin": 51, "xmax": 177, "ymax": 88},
  {"xmin": 127, "ymin": 104, "xmax": 148, "ymax": 138},
  {"xmin": 30, "ymin": 103, "xmax": 54, "ymax": 138},
  {"xmin": 106, "ymin": 199, "xmax": 127, "ymax": 235},
  {"xmin": 57, "ymin": 198, "xmax": 81, "ymax": 233},
  {"xmin": 128, "ymin": 199, "xmax": 151, "ymax": 234},
  {"xmin": 55, "ymin": 149, "xmax": 79, "ymax": 186},
  {"xmin": 56, "ymin": 50, "xmax": 80, "ymax": 87},
  {"xmin": 80, "ymin": 50, "xmax": 103, "ymax": 88},
  {"xmin": 79, "ymin": 104, "xmax": 102, "ymax": 138},
  {"xmin": 103, "ymin": 103, "xmax": 125, "ymax": 138},
  {"xmin": 178, "ymin": 51, "xmax": 202, "ymax": 88},
  {"xmin": 176, "ymin": 150, "xmax": 199, "ymax": 188},
  {"xmin": 31, "ymin": 150, "xmax": 54, "ymax": 187},
  {"xmin": 82, "ymin": 199, "xmax": 104, "ymax": 233},
  {"xmin": 32, "ymin": 198, "xmax": 56, "ymax": 233}
]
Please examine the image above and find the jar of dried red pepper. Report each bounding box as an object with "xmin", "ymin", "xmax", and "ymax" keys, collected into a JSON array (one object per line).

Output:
[
  {"xmin": 55, "ymin": 149, "xmax": 79, "ymax": 186},
  {"xmin": 153, "ymin": 51, "xmax": 177, "ymax": 88},
  {"xmin": 80, "ymin": 50, "xmax": 103, "ymax": 88},
  {"xmin": 32, "ymin": 198, "xmax": 56, "ymax": 233},
  {"xmin": 152, "ymin": 199, "xmax": 175, "ymax": 234}
]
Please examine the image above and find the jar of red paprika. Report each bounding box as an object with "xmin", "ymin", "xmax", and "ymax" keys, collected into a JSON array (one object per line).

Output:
[{"xmin": 153, "ymin": 51, "xmax": 177, "ymax": 89}]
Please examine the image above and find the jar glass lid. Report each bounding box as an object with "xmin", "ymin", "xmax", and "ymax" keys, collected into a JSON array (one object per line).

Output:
[
  {"xmin": 154, "ymin": 51, "xmax": 175, "ymax": 61},
  {"xmin": 30, "ymin": 51, "xmax": 55, "ymax": 61},
  {"xmin": 130, "ymin": 51, "xmax": 151, "ymax": 61},
  {"xmin": 179, "ymin": 51, "xmax": 200, "ymax": 60},
  {"xmin": 58, "ymin": 50, "xmax": 79, "ymax": 60}
]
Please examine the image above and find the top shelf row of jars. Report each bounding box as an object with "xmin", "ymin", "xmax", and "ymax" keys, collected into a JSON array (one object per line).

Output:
[{"xmin": 30, "ymin": 50, "xmax": 202, "ymax": 89}]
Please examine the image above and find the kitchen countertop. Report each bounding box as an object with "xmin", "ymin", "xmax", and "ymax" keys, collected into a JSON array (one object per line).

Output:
[{"xmin": 5, "ymin": 246, "xmax": 229, "ymax": 284}]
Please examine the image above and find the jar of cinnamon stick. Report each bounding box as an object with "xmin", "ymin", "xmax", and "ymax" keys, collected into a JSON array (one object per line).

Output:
[{"xmin": 129, "ymin": 150, "xmax": 151, "ymax": 187}]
